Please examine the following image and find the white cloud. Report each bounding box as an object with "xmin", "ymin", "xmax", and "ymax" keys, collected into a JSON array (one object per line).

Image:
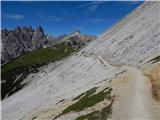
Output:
[
  {"xmin": 3, "ymin": 14, "xmax": 24, "ymax": 20},
  {"xmin": 37, "ymin": 14, "xmax": 63, "ymax": 22},
  {"xmin": 90, "ymin": 5, "xmax": 99, "ymax": 11},
  {"xmin": 83, "ymin": 18, "xmax": 108, "ymax": 24},
  {"xmin": 78, "ymin": 1, "xmax": 105, "ymax": 8},
  {"xmin": 127, "ymin": 1, "xmax": 142, "ymax": 5},
  {"xmin": 78, "ymin": 1, "xmax": 106, "ymax": 12},
  {"xmin": 47, "ymin": 16, "xmax": 63, "ymax": 21}
]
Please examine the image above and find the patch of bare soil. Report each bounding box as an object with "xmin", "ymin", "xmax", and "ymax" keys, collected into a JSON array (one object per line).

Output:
[{"xmin": 144, "ymin": 63, "xmax": 160, "ymax": 101}]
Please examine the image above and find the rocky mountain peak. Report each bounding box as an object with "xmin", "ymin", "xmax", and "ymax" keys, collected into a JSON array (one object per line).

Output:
[
  {"xmin": 36, "ymin": 26, "xmax": 44, "ymax": 33},
  {"xmin": 15, "ymin": 26, "xmax": 22, "ymax": 33},
  {"xmin": 1, "ymin": 26, "xmax": 51, "ymax": 64},
  {"xmin": 72, "ymin": 29, "xmax": 81, "ymax": 36},
  {"xmin": 1, "ymin": 26, "xmax": 96, "ymax": 65}
]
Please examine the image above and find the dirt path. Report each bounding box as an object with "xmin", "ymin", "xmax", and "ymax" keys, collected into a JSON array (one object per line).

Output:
[
  {"xmin": 93, "ymin": 55, "xmax": 158, "ymax": 119},
  {"xmin": 128, "ymin": 67, "xmax": 153, "ymax": 119},
  {"xmin": 112, "ymin": 67, "xmax": 155, "ymax": 120}
]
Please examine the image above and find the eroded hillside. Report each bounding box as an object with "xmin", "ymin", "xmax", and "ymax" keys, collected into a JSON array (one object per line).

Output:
[{"xmin": 2, "ymin": 1, "xmax": 160, "ymax": 120}]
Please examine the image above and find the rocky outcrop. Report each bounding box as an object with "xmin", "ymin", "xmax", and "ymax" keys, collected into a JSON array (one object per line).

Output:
[
  {"xmin": 60, "ymin": 30, "xmax": 96, "ymax": 47},
  {"xmin": 1, "ymin": 27, "xmax": 96, "ymax": 64},
  {"xmin": 31, "ymin": 26, "xmax": 48, "ymax": 49},
  {"xmin": 1, "ymin": 26, "xmax": 55, "ymax": 64}
]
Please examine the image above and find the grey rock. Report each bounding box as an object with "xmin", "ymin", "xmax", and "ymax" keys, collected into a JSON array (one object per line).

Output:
[{"xmin": 1, "ymin": 26, "xmax": 51, "ymax": 64}]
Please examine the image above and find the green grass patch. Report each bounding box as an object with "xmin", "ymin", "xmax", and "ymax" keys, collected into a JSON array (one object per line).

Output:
[
  {"xmin": 75, "ymin": 105, "xmax": 112, "ymax": 120},
  {"xmin": 2, "ymin": 43, "xmax": 74, "ymax": 77},
  {"xmin": 75, "ymin": 111, "xmax": 100, "ymax": 120},
  {"xmin": 1, "ymin": 43, "xmax": 75, "ymax": 99},
  {"xmin": 147, "ymin": 55, "xmax": 160, "ymax": 64},
  {"xmin": 62, "ymin": 87, "xmax": 112, "ymax": 114},
  {"xmin": 100, "ymin": 102, "xmax": 113, "ymax": 120},
  {"xmin": 72, "ymin": 87, "xmax": 98, "ymax": 101},
  {"xmin": 75, "ymin": 98, "xmax": 113, "ymax": 120}
]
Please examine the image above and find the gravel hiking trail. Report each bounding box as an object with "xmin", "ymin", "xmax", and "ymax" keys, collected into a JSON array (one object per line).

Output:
[{"xmin": 112, "ymin": 66, "xmax": 156, "ymax": 120}]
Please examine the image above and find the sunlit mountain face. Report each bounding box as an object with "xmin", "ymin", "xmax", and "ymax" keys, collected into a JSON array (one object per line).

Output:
[{"xmin": 3, "ymin": 1, "xmax": 160, "ymax": 120}]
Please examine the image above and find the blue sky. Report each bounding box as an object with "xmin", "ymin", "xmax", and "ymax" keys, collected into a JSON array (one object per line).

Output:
[{"xmin": 1, "ymin": 1, "xmax": 143, "ymax": 36}]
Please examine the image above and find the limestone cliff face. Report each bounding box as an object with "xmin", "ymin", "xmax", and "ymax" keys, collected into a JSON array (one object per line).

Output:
[
  {"xmin": 31, "ymin": 26, "xmax": 49, "ymax": 49},
  {"xmin": 1, "ymin": 26, "xmax": 53, "ymax": 64},
  {"xmin": 2, "ymin": 2, "xmax": 160, "ymax": 120}
]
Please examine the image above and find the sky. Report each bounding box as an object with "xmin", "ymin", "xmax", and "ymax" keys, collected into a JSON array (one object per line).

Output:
[{"xmin": 1, "ymin": 1, "xmax": 143, "ymax": 36}]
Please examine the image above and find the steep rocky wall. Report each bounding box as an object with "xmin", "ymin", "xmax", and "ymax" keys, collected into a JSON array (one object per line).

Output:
[
  {"xmin": 2, "ymin": 1, "xmax": 160, "ymax": 120},
  {"xmin": 1, "ymin": 26, "xmax": 51, "ymax": 64}
]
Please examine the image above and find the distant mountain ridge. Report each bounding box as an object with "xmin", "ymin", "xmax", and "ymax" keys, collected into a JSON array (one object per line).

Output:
[
  {"xmin": 1, "ymin": 26, "xmax": 52, "ymax": 64},
  {"xmin": 1, "ymin": 26, "xmax": 96, "ymax": 64}
]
